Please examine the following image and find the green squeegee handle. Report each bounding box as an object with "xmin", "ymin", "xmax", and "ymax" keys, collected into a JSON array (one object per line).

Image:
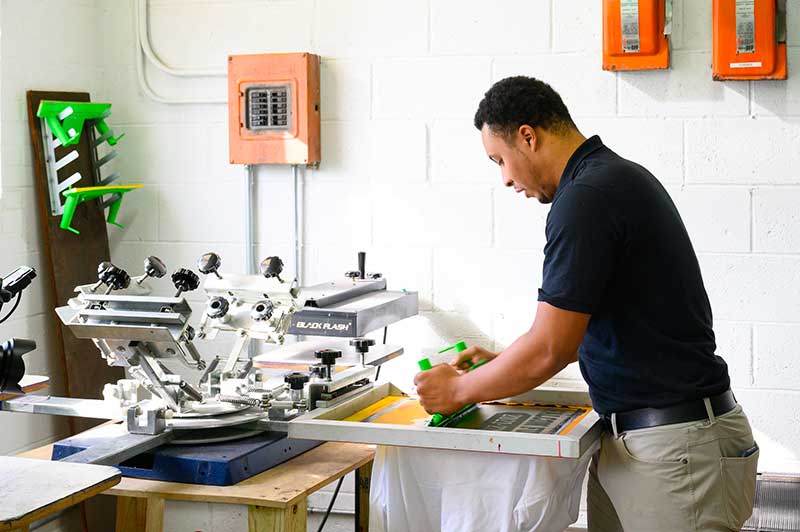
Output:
[
  {"xmin": 417, "ymin": 342, "xmax": 490, "ymax": 427},
  {"xmin": 60, "ymin": 186, "xmax": 141, "ymax": 235}
]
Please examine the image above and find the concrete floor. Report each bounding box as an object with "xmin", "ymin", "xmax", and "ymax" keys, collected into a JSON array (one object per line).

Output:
[{"xmin": 307, "ymin": 511, "xmax": 354, "ymax": 532}]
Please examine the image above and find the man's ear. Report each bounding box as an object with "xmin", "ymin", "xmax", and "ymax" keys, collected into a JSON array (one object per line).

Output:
[{"xmin": 518, "ymin": 125, "xmax": 536, "ymax": 150}]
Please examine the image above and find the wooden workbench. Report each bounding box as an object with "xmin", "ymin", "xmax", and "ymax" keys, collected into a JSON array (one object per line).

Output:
[
  {"xmin": 20, "ymin": 437, "xmax": 375, "ymax": 532},
  {"xmin": 0, "ymin": 456, "xmax": 120, "ymax": 532}
]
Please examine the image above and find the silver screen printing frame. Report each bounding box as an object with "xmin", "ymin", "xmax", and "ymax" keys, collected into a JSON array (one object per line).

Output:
[{"xmin": 288, "ymin": 383, "xmax": 602, "ymax": 459}]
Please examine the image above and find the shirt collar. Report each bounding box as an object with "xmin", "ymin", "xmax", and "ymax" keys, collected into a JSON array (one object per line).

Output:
[{"xmin": 553, "ymin": 135, "xmax": 604, "ymax": 201}]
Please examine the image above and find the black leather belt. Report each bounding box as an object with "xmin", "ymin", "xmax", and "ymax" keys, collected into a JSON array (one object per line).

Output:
[{"xmin": 601, "ymin": 390, "xmax": 737, "ymax": 433}]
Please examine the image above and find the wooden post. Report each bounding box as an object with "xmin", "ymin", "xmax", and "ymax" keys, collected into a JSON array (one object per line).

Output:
[
  {"xmin": 354, "ymin": 461, "xmax": 373, "ymax": 532},
  {"xmin": 248, "ymin": 500, "xmax": 307, "ymax": 532},
  {"xmin": 115, "ymin": 497, "xmax": 163, "ymax": 532}
]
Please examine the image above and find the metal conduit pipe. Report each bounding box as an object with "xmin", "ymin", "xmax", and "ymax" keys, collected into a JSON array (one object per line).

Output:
[{"xmin": 134, "ymin": 0, "xmax": 226, "ymax": 104}]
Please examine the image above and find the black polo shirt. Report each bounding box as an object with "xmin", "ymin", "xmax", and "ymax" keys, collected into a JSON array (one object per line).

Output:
[{"xmin": 538, "ymin": 135, "xmax": 730, "ymax": 415}]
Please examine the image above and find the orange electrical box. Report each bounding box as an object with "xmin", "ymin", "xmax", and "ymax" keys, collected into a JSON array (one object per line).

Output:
[
  {"xmin": 712, "ymin": 0, "xmax": 787, "ymax": 80},
  {"xmin": 603, "ymin": 0, "xmax": 670, "ymax": 71},
  {"xmin": 228, "ymin": 53, "xmax": 321, "ymax": 166}
]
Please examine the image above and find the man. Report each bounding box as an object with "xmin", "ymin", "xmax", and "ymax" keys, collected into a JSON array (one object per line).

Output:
[{"xmin": 415, "ymin": 76, "xmax": 759, "ymax": 531}]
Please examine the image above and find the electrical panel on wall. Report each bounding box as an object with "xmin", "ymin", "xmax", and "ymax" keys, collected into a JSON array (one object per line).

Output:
[
  {"xmin": 228, "ymin": 53, "xmax": 321, "ymax": 166},
  {"xmin": 603, "ymin": 0, "xmax": 671, "ymax": 71},
  {"xmin": 712, "ymin": 0, "xmax": 787, "ymax": 80}
]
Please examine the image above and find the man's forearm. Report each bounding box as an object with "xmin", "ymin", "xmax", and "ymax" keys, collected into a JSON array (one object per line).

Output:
[{"xmin": 455, "ymin": 330, "xmax": 572, "ymax": 405}]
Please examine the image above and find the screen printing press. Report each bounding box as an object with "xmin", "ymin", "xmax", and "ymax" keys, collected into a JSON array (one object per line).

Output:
[{"xmin": 0, "ymin": 252, "xmax": 601, "ymax": 488}]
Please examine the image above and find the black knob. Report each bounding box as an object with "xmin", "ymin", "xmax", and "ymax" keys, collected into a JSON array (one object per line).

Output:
[
  {"xmin": 345, "ymin": 271, "xmax": 361, "ymax": 280},
  {"xmin": 198, "ymin": 252, "xmax": 223, "ymax": 279},
  {"xmin": 0, "ymin": 338, "xmax": 36, "ymax": 394},
  {"xmin": 367, "ymin": 272, "xmax": 383, "ymax": 280},
  {"xmin": 358, "ymin": 251, "xmax": 366, "ymax": 279},
  {"xmin": 100, "ymin": 265, "xmax": 131, "ymax": 293},
  {"xmin": 97, "ymin": 261, "xmax": 113, "ymax": 276},
  {"xmin": 206, "ymin": 296, "xmax": 229, "ymax": 319},
  {"xmin": 90, "ymin": 261, "xmax": 114, "ymax": 292},
  {"xmin": 251, "ymin": 299, "xmax": 274, "ymax": 321},
  {"xmin": 315, "ymin": 348, "xmax": 342, "ymax": 367},
  {"xmin": 350, "ymin": 338, "xmax": 376, "ymax": 354},
  {"xmin": 137, "ymin": 256, "xmax": 167, "ymax": 284},
  {"xmin": 172, "ymin": 268, "xmax": 200, "ymax": 297},
  {"xmin": 144, "ymin": 256, "xmax": 167, "ymax": 278},
  {"xmin": 284, "ymin": 372, "xmax": 310, "ymax": 390},
  {"xmin": 260, "ymin": 256, "xmax": 284, "ymax": 280}
]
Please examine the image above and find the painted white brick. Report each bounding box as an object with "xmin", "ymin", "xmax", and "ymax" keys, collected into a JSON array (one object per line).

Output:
[
  {"xmin": 117, "ymin": 125, "xmax": 212, "ymax": 185},
  {"xmin": 686, "ymin": 118, "xmax": 800, "ymax": 184},
  {"xmin": 430, "ymin": 120, "xmax": 496, "ymax": 184},
  {"xmin": 108, "ymin": 184, "xmax": 159, "ymax": 243},
  {"xmin": 102, "ymin": 66, "xmax": 226, "ymax": 125},
  {"xmin": 733, "ymin": 389, "xmax": 800, "ymax": 473},
  {"xmin": 493, "ymin": 304, "xmax": 537, "ymax": 351},
  {"xmin": 753, "ymin": 48, "xmax": 800, "ymax": 117},
  {"xmin": 373, "ymin": 58, "xmax": 491, "ymax": 120},
  {"xmin": 371, "ymin": 184, "xmax": 493, "ymax": 247},
  {"xmin": 2, "ymin": 2, "xmax": 98, "ymax": 66},
  {"xmin": 618, "ymin": 52, "xmax": 749, "ymax": 117},
  {"xmin": 205, "ymin": 123, "xmax": 241, "ymax": 181},
  {"xmin": 754, "ymin": 188, "xmax": 800, "ymax": 253},
  {"xmin": 787, "ymin": 3, "xmax": 800, "ymax": 47},
  {"xmin": 670, "ymin": 0, "xmax": 712, "ymax": 51},
  {"xmin": 494, "ymin": 55, "xmax": 616, "ymax": 118},
  {"xmin": 754, "ymin": 324, "xmax": 800, "ymax": 390},
  {"xmin": 303, "ymin": 244, "xmax": 361, "ymax": 285},
  {"xmin": 320, "ymin": 60, "xmax": 371, "ymax": 121},
  {"xmin": 254, "ymin": 176, "xmax": 295, "ymax": 245},
  {"xmin": 0, "ymin": 164, "xmax": 32, "ymax": 189},
  {"xmin": 671, "ymin": 186, "xmax": 751, "ymax": 253},
  {"xmin": 579, "ymin": 118, "xmax": 684, "ymax": 185},
  {"xmin": 369, "ymin": 121, "xmax": 427, "ymax": 183},
  {"xmin": 304, "ymin": 181, "xmax": 372, "ymax": 246},
  {"xmin": 493, "ymin": 187, "xmax": 550, "ymax": 250},
  {"xmin": 149, "ymin": 1, "xmax": 313, "ymax": 68},
  {"xmin": 313, "ymin": 121, "xmax": 371, "ymax": 181},
  {"xmin": 366, "ymin": 246, "xmax": 433, "ymax": 310},
  {"xmin": 699, "ymin": 254, "xmax": 800, "ymax": 322},
  {"xmin": 714, "ymin": 322, "xmax": 753, "ymax": 388},
  {"xmin": 431, "ymin": 0, "xmax": 549, "ymax": 56},
  {"xmin": 158, "ymin": 182, "xmax": 245, "ymax": 243},
  {"xmin": 433, "ymin": 247, "xmax": 543, "ymax": 333},
  {"xmin": 314, "ymin": 0, "xmax": 428, "ymax": 58},
  {"xmin": 552, "ymin": 0, "xmax": 602, "ymax": 53}
]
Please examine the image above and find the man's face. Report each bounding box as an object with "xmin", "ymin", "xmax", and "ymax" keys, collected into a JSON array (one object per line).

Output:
[{"xmin": 481, "ymin": 124, "xmax": 553, "ymax": 204}]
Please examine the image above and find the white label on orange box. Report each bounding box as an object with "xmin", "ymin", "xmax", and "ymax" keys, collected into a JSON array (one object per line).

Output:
[
  {"xmin": 736, "ymin": 0, "xmax": 756, "ymax": 54},
  {"xmin": 621, "ymin": 0, "xmax": 640, "ymax": 53},
  {"xmin": 730, "ymin": 61, "xmax": 763, "ymax": 68}
]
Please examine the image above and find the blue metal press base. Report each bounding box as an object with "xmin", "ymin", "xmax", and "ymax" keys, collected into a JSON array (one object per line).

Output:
[{"xmin": 52, "ymin": 424, "xmax": 322, "ymax": 486}]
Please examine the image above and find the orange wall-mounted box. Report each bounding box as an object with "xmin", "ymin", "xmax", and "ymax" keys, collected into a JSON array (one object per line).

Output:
[
  {"xmin": 603, "ymin": 0, "xmax": 670, "ymax": 71},
  {"xmin": 712, "ymin": 0, "xmax": 787, "ymax": 81},
  {"xmin": 228, "ymin": 53, "xmax": 321, "ymax": 166}
]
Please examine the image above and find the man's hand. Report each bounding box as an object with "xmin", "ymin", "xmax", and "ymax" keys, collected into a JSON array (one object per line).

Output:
[
  {"xmin": 450, "ymin": 345, "xmax": 498, "ymax": 370},
  {"xmin": 413, "ymin": 363, "xmax": 465, "ymax": 415}
]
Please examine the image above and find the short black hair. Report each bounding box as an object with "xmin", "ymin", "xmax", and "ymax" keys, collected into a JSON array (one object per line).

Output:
[{"xmin": 473, "ymin": 76, "xmax": 576, "ymax": 137}]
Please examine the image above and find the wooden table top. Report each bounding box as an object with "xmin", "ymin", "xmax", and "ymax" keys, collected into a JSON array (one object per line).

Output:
[
  {"xmin": 0, "ymin": 456, "xmax": 120, "ymax": 532},
  {"xmin": 20, "ymin": 433, "xmax": 375, "ymax": 509}
]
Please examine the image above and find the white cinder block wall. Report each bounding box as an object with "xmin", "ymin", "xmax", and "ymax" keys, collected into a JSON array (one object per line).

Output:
[
  {"xmin": 0, "ymin": 0, "xmax": 105, "ymax": 457},
  {"xmin": 4, "ymin": 0, "xmax": 800, "ymax": 529}
]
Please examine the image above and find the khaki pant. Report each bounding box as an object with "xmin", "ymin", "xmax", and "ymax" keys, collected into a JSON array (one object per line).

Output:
[{"xmin": 587, "ymin": 404, "xmax": 759, "ymax": 532}]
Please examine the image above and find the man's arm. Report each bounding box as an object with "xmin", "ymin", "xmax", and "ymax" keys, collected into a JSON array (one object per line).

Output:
[{"xmin": 414, "ymin": 301, "xmax": 590, "ymax": 414}]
